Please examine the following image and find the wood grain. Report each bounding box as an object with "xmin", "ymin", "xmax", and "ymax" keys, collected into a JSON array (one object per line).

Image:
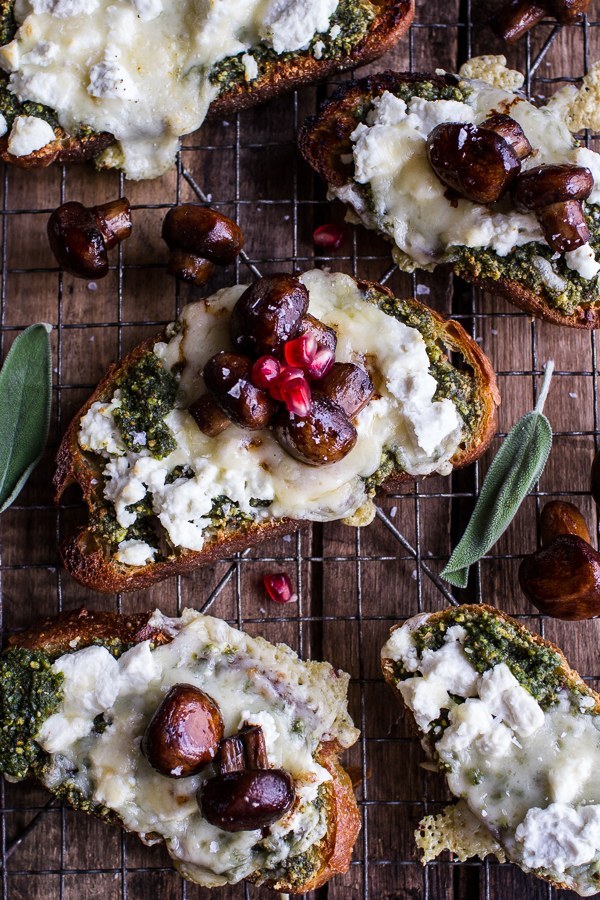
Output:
[{"xmin": 0, "ymin": 2, "xmax": 599, "ymax": 898}]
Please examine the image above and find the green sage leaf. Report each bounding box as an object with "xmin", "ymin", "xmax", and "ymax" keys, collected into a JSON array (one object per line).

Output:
[
  {"xmin": 0, "ymin": 323, "xmax": 52, "ymax": 513},
  {"xmin": 441, "ymin": 361, "xmax": 554, "ymax": 589}
]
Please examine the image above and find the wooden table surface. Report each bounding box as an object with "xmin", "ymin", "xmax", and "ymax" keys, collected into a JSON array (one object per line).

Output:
[{"xmin": 1, "ymin": 1, "xmax": 600, "ymax": 898}]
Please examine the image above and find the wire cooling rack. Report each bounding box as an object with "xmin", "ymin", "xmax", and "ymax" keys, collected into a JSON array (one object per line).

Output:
[{"xmin": 1, "ymin": 1, "xmax": 600, "ymax": 898}]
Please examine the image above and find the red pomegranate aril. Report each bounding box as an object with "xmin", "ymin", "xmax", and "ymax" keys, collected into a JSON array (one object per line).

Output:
[
  {"xmin": 263, "ymin": 572, "xmax": 296, "ymax": 604},
  {"xmin": 306, "ymin": 347, "xmax": 335, "ymax": 380},
  {"xmin": 284, "ymin": 332, "xmax": 318, "ymax": 368},
  {"xmin": 313, "ymin": 224, "xmax": 346, "ymax": 250},
  {"xmin": 251, "ymin": 355, "xmax": 281, "ymax": 389},
  {"xmin": 281, "ymin": 378, "xmax": 312, "ymax": 417}
]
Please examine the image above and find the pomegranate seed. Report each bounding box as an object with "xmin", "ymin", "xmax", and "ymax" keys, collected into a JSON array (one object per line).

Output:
[
  {"xmin": 284, "ymin": 332, "xmax": 317, "ymax": 368},
  {"xmin": 281, "ymin": 377, "xmax": 312, "ymax": 417},
  {"xmin": 263, "ymin": 572, "xmax": 296, "ymax": 604},
  {"xmin": 252, "ymin": 355, "xmax": 280, "ymax": 389},
  {"xmin": 307, "ymin": 347, "xmax": 335, "ymax": 380},
  {"xmin": 313, "ymin": 223, "xmax": 346, "ymax": 250}
]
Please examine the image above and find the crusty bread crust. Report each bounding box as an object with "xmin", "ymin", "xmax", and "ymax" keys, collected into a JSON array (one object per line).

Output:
[
  {"xmin": 298, "ymin": 71, "xmax": 600, "ymax": 329},
  {"xmin": 53, "ymin": 278, "xmax": 499, "ymax": 593},
  {"xmin": 381, "ymin": 604, "xmax": 598, "ymax": 893},
  {"xmin": 9, "ymin": 606, "xmax": 360, "ymax": 894},
  {"xmin": 0, "ymin": 0, "xmax": 414, "ymax": 171}
]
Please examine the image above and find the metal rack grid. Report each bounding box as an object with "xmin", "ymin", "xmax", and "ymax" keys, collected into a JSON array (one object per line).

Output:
[{"xmin": 1, "ymin": 2, "xmax": 600, "ymax": 898}]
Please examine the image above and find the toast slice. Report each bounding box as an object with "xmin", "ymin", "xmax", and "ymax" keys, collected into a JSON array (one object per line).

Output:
[
  {"xmin": 1, "ymin": 606, "xmax": 360, "ymax": 892},
  {"xmin": 381, "ymin": 604, "xmax": 600, "ymax": 896},
  {"xmin": 0, "ymin": 0, "xmax": 414, "ymax": 177},
  {"xmin": 299, "ymin": 68, "xmax": 600, "ymax": 327},
  {"xmin": 54, "ymin": 269, "xmax": 499, "ymax": 593}
]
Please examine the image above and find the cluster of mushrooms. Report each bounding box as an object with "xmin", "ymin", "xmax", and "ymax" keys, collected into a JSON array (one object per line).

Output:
[
  {"xmin": 427, "ymin": 113, "xmax": 594, "ymax": 254},
  {"xmin": 142, "ymin": 683, "xmax": 295, "ymax": 832},
  {"xmin": 492, "ymin": 0, "xmax": 591, "ymax": 44},
  {"xmin": 190, "ymin": 272, "xmax": 375, "ymax": 466}
]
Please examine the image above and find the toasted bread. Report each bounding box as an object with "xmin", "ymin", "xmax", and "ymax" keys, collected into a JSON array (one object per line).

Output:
[
  {"xmin": 299, "ymin": 70, "xmax": 600, "ymax": 328},
  {"xmin": 2, "ymin": 606, "xmax": 360, "ymax": 892},
  {"xmin": 54, "ymin": 270, "xmax": 499, "ymax": 593},
  {"xmin": 0, "ymin": 0, "xmax": 414, "ymax": 173},
  {"xmin": 381, "ymin": 604, "xmax": 600, "ymax": 896}
]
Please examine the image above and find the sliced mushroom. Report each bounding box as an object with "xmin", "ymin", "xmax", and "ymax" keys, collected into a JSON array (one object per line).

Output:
[{"xmin": 427, "ymin": 123, "xmax": 521, "ymax": 204}]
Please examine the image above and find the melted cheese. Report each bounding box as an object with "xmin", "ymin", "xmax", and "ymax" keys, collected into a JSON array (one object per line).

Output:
[
  {"xmin": 37, "ymin": 609, "xmax": 359, "ymax": 887},
  {"xmin": 382, "ymin": 615, "xmax": 600, "ymax": 896},
  {"xmin": 78, "ymin": 270, "xmax": 465, "ymax": 557},
  {"xmin": 335, "ymin": 80, "xmax": 600, "ymax": 281},
  {"xmin": 0, "ymin": 0, "xmax": 340, "ymax": 178}
]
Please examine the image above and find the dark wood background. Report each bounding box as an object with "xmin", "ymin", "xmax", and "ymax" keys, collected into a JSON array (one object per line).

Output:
[{"xmin": 1, "ymin": 1, "xmax": 600, "ymax": 898}]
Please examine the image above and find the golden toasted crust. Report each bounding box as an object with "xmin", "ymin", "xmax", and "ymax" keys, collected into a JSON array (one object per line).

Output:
[
  {"xmin": 0, "ymin": 0, "xmax": 414, "ymax": 170},
  {"xmin": 381, "ymin": 604, "xmax": 598, "ymax": 892},
  {"xmin": 9, "ymin": 607, "xmax": 359, "ymax": 894},
  {"xmin": 298, "ymin": 71, "xmax": 600, "ymax": 329},
  {"xmin": 53, "ymin": 278, "xmax": 499, "ymax": 593}
]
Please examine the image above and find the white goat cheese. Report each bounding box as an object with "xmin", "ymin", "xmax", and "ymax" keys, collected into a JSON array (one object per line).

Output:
[
  {"xmin": 516, "ymin": 804, "xmax": 600, "ymax": 872},
  {"xmin": 7, "ymin": 115, "xmax": 55, "ymax": 156},
  {"xmin": 114, "ymin": 539, "xmax": 156, "ymax": 566},
  {"xmin": 3, "ymin": 0, "xmax": 340, "ymax": 178},
  {"xmin": 80, "ymin": 271, "xmax": 465, "ymax": 555}
]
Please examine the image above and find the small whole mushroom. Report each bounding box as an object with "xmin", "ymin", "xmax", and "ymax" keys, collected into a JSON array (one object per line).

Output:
[
  {"xmin": 47, "ymin": 198, "xmax": 132, "ymax": 279},
  {"xmin": 427, "ymin": 122, "xmax": 522, "ymax": 204},
  {"xmin": 512, "ymin": 164, "xmax": 594, "ymax": 253},
  {"xmin": 519, "ymin": 501, "xmax": 600, "ymax": 619},
  {"xmin": 319, "ymin": 362, "xmax": 375, "ymax": 419},
  {"xmin": 142, "ymin": 684, "xmax": 224, "ymax": 778},
  {"xmin": 230, "ymin": 274, "xmax": 309, "ymax": 356},
  {"xmin": 275, "ymin": 392, "xmax": 358, "ymax": 466},
  {"xmin": 203, "ymin": 351, "xmax": 277, "ymax": 430},
  {"xmin": 162, "ymin": 205, "xmax": 244, "ymax": 286},
  {"xmin": 199, "ymin": 725, "xmax": 295, "ymax": 832},
  {"xmin": 492, "ymin": 0, "xmax": 591, "ymax": 44}
]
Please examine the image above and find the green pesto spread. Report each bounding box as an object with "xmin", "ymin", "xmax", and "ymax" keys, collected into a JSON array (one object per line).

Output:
[
  {"xmin": 412, "ymin": 607, "xmax": 564, "ymax": 709},
  {"xmin": 210, "ymin": 0, "xmax": 375, "ymax": 94},
  {"xmin": 0, "ymin": 649, "xmax": 63, "ymax": 779},
  {"xmin": 114, "ymin": 352, "xmax": 178, "ymax": 458},
  {"xmin": 350, "ymin": 81, "xmax": 600, "ymax": 318}
]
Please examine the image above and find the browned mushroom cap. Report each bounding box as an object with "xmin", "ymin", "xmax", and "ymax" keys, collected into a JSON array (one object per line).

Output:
[
  {"xmin": 513, "ymin": 164, "xmax": 594, "ymax": 210},
  {"xmin": 550, "ymin": 0, "xmax": 590, "ymax": 22},
  {"xmin": 188, "ymin": 393, "xmax": 231, "ymax": 437},
  {"xmin": 47, "ymin": 198, "xmax": 132, "ymax": 279},
  {"xmin": 537, "ymin": 199, "xmax": 591, "ymax": 253},
  {"xmin": 141, "ymin": 684, "xmax": 224, "ymax": 778},
  {"xmin": 230, "ymin": 274, "xmax": 309, "ymax": 356},
  {"xmin": 162, "ymin": 206, "xmax": 244, "ymax": 265},
  {"xmin": 427, "ymin": 123, "xmax": 521, "ymax": 205},
  {"xmin": 519, "ymin": 534, "xmax": 600, "ymax": 620},
  {"xmin": 275, "ymin": 392, "xmax": 357, "ymax": 466},
  {"xmin": 491, "ymin": 0, "xmax": 549, "ymax": 43},
  {"xmin": 203, "ymin": 351, "xmax": 277, "ymax": 430},
  {"xmin": 320, "ymin": 363, "xmax": 374, "ymax": 418},
  {"xmin": 480, "ymin": 114, "xmax": 533, "ymax": 161}
]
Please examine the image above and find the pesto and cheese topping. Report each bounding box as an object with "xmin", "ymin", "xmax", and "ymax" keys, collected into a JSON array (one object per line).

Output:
[
  {"xmin": 333, "ymin": 76, "xmax": 600, "ymax": 286},
  {"xmin": 0, "ymin": 0, "xmax": 344, "ymax": 177},
  {"xmin": 78, "ymin": 270, "xmax": 466, "ymax": 563},
  {"xmin": 36, "ymin": 609, "xmax": 359, "ymax": 887},
  {"xmin": 382, "ymin": 610, "xmax": 600, "ymax": 897}
]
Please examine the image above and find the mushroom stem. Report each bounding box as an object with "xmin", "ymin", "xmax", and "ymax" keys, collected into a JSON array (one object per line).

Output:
[
  {"xmin": 491, "ymin": 0, "xmax": 550, "ymax": 42},
  {"xmin": 93, "ymin": 197, "xmax": 132, "ymax": 250},
  {"xmin": 241, "ymin": 725, "xmax": 269, "ymax": 769},
  {"xmin": 218, "ymin": 735, "xmax": 246, "ymax": 774},
  {"xmin": 537, "ymin": 199, "xmax": 591, "ymax": 253},
  {"xmin": 166, "ymin": 250, "xmax": 215, "ymax": 286}
]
